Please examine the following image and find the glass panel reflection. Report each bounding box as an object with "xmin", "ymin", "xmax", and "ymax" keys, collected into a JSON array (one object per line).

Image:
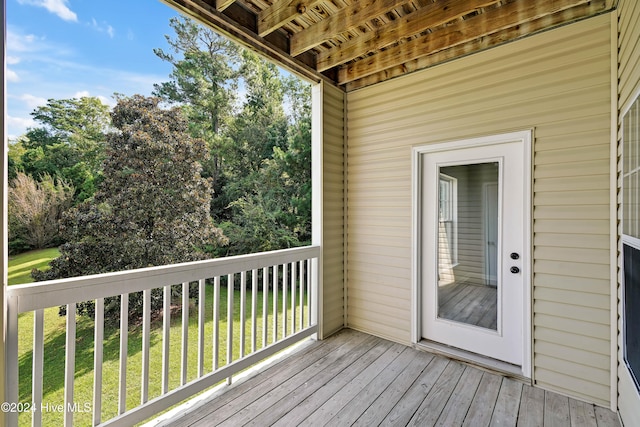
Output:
[{"xmin": 437, "ymin": 162, "xmax": 499, "ymax": 330}]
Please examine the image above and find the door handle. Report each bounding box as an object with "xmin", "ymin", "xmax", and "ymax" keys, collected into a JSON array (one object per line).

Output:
[
  {"xmin": 510, "ymin": 252, "xmax": 520, "ymax": 260},
  {"xmin": 510, "ymin": 266, "xmax": 520, "ymax": 274}
]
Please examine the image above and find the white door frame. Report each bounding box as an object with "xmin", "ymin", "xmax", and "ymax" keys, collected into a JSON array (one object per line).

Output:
[{"xmin": 411, "ymin": 130, "xmax": 532, "ymax": 378}]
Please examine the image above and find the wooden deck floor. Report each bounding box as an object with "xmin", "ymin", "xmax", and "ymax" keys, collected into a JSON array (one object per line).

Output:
[{"xmin": 163, "ymin": 329, "xmax": 620, "ymax": 427}]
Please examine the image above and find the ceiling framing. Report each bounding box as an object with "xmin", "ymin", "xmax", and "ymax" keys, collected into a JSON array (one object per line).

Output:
[{"xmin": 163, "ymin": 0, "xmax": 616, "ymax": 91}]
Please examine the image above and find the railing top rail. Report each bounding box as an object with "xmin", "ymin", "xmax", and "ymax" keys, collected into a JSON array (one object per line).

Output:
[{"xmin": 7, "ymin": 245, "xmax": 320, "ymax": 314}]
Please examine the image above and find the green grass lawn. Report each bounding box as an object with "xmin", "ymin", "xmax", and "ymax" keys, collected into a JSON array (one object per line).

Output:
[
  {"xmin": 10, "ymin": 249, "xmax": 308, "ymax": 426},
  {"xmin": 8, "ymin": 248, "xmax": 60, "ymax": 286}
]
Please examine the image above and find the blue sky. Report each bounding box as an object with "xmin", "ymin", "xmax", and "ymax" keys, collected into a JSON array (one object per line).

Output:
[{"xmin": 6, "ymin": 0, "xmax": 181, "ymax": 139}]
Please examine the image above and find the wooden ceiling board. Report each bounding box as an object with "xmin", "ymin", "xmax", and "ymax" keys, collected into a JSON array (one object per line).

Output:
[{"xmin": 162, "ymin": 0, "xmax": 616, "ymax": 91}]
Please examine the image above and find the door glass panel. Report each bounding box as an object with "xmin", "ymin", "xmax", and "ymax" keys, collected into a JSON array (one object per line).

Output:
[{"xmin": 437, "ymin": 162, "xmax": 499, "ymax": 330}]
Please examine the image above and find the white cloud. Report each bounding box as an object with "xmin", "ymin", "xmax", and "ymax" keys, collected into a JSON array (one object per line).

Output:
[
  {"xmin": 7, "ymin": 115, "xmax": 37, "ymax": 132},
  {"xmin": 7, "ymin": 56, "xmax": 21, "ymax": 65},
  {"xmin": 19, "ymin": 94, "xmax": 48, "ymax": 109},
  {"xmin": 90, "ymin": 18, "xmax": 115, "ymax": 39},
  {"xmin": 73, "ymin": 90, "xmax": 91, "ymax": 98},
  {"xmin": 17, "ymin": 0, "xmax": 77, "ymax": 22},
  {"xmin": 6, "ymin": 69, "xmax": 20, "ymax": 82},
  {"xmin": 7, "ymin": 29, "xmax": 42, "ymax": 53}
]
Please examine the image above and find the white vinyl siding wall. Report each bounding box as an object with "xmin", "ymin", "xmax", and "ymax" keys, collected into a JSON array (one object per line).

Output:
[
  {"xmin": 346, "ymin": 14, "xmax": 613, "ymax": 406},
  {"xmin": 320, "ymin": 83, "xmax": 346, "ymax": 337},
  {"xmin": 617, "ymin": 0, "xmax": 640, "ymax": 425}
]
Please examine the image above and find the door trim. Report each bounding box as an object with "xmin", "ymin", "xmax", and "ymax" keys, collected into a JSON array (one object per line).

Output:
[{"xmin": 411, "ymin": 130, "xmax": 532, "ymax": 378}]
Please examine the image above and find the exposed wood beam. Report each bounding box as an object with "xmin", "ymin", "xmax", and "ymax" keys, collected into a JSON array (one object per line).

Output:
[
  {"xmin": 258, "ymin": 0, "xmax": 325, "ymax": 37},
  {"xmin": 216, "ymin": 0, "xmax": 235, "ymax": 11},
  {"xmin": 338, "ymin": 0, "xmax": 599, "ymax": 84},
  {"xmin": 162, "ymin": 0, "xmax": 326, "ymax": 84},
  {"xmin": 290, "ymin": 0, "xmax": 412, "ymax": 57},
  {"xmin": 317, "ymin": 0, "xmax": 500, "ymax": 72}
]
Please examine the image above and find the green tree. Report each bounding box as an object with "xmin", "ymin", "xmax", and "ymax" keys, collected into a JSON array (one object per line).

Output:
[
  {"xmin": 33, "ymin": 96, "xmax": 227, "ymax": 316},
  {"xmin": 153, "ymin": 16, "xmax": 241, "ymax": 188},
  {"xmin": 153, "ymin": 18, "xmax": 312, "ymax": 256},
  {"xmin": 12, "ymin": 97, "xmax": 111, "ymax": 202},
  {"xmin": 8, "ymin": 172, "xmax": 74, "ymax": 252}
]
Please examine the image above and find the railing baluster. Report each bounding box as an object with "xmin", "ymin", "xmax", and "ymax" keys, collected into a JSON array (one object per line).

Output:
[
  {"xmin": 6, "ymin": 297, "xmax": 19, "ymax": 427},
  {"xmin": 307, "ymin": 258, "xmax": 312, "ymax": 328},
  {"xmin": 291, "ymin": 261, "xmax": 297, "ymax": 334},
  {"xmin": 118, "ymin": 294, "xmax": 128, "ymax": 415},
  {"xmin": 93, "ymin": 298, "xmax": 104, "ymax": 426},
  {"xmin": 283, "ymin": 263, "xmax": 288, "ymax": 338},
  {"xmin": 213, "ymin": 276, "xmax": 220, "ymax": 370},
  {"xmin": 262, "ymin": 267, "xmax": 268, "ymax": 348},
  {"xmin": 181, "ymin": 282, "xmax": 189, "ymax": 386},
  {"xmin": 141, "ymin": 289, "xmax": 151, "ymax": 404},
  {"xmin": 240, "ymin": 271, "xmax": 246, "ymax": 358},
  {"xmin": 273, "ymin": 265, "xmax": 278, "ymax": 343},
  {"xmin": 299, "ymin": 260, "xmax": 304, "ymax": 330},
  {"xmin": 64, "ymin": 303, "xmax": 76, "ymax": 427},
  {"xmin": 226, "ymin": 274, "xmax": 234, "ymax": 385},
  {"xmin": 33, "ymin": 309, "xmax": 45, "ymax": 427},
  {"xmin": 162, "ymin": 285, "xmax": 171, "ymax": 394},
  {"xmin": 198, "ymin": 278, "xmax": 205, "ymax": 378},
  {"xmin": 251, "ymin": 269, "xmax": 258, "ymax": 353}
]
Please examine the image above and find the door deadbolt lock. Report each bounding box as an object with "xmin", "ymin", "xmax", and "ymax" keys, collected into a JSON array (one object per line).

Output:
[
  {"xmin": 510, "ymin": 252, "xmax": 520, "ymax": 260},
  {"xmin": 510, "ymin": 266, "xmax": 520, "ymax": 274}
]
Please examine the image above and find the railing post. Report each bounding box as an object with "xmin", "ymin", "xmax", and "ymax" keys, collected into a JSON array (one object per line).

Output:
[
  {"xmin": 93, "ymin": 298, "xmax": 104, "ymax": 426},
  {"xmin": 5, "ymin": 296, "xmax": 19, "ymax": 427},
  {"xmin": 65, "ymin": 302, "xmax": 77, "ymax": 426},
  {"xmin": 311, "ymin": 257, "xmax": 320, "ymax": 340}
]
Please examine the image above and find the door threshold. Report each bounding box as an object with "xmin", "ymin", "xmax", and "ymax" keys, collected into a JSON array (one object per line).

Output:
[{"xmin": 415, "ymin": 340, "xmax": 530, "ymax": 384}]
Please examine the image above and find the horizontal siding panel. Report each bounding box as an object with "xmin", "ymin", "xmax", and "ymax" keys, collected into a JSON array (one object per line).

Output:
[
  {"xmin": 534, "ymin": 159, "xmax": 610, "ymax": 179},
  {"xmin": 347, "ymin": 318, "xmax": 410, "ymax": 345},
  {"xmin": 534, "ymin": 114, "xmax": 611, "ymax": 138},
  {"xmin": 534, "ymin": 287, "xmax": 610, "ymax": 310},
  {"xmin": 533, "ymin": 246, "xmax": 609, "ymax": 264},
  {"xmin": 534, "ymin": 205, "xmax": 609, "ymax": 220},
  {"xmin": 534, "ymin": 260, "xmax": 609, "ymax": 280},
  {"xmin": 535, "ymin": 328, "xmax": 609, "ymax": 356},
  {"xmin": 535, "ymin": 369, "xmax": 610, "ymax": 406},
  {"xmin": 348, "ymin": 287, "xmax": 409, "ymax": 310},
  {"xmin": 347, "ymin": 262, "xmax": 410, "ymax": 281},
  {"xmin": 534, "ymin": 273, "xmax": 610, "ymax": 295},
  {"xmin": 349, "ymin": 298, "xmax": 409, "ymax": 320},
  {"xmin": 348, "ymin": 280, "xmax": 411, "ymax": 300},
  {"xmin": 347, "ymin": 234, "xmax": 409, "ymax": 249},
  {"xmin": 347, "ymin": 243, "xmax": 411, "ymax": 259},
  {"xmin": 534, "ymin": 144, "xmax": 610, "ymax": 165},
  {"xmin": 534, "ymin": 174, "xmax": 609, "ymax": 192},
  {"xmin": 347, "ymin": 223, "xmax": 410, "ymax": 237},
  {"xmin": 535, "ymin": 354, "xmax": 610, "ymax": 386},
  {"xmin": 535, "ymin": 341, "xmax": 610, "ymax": 371},
  {"xmin": 534, "ymin": 300, "xmax": 610, "ymax": 325},
  {"xmin": 534, "ymin": 129, "xmax": 612, "ymax": 151},
  {"xmin": 349, "ymin": 100, "xmax": 609, "ymax": 146},
  {"xmin": 534, "ymin": 219, "xmax": 609, "ymax": 234},
  {"xmin": 535, "ymin": 313, "xmax": 610, "ymax": 341},
  {"xmin": 348, "ymin": 311, "xmax": 408, "ymax": 336},
  {"xmin": 347, "ymin": 252, "xmax": 409, "ymax": 269},
  {"xmin": 534, "ymin": 233, "xmax": 609, "ymax": 250},
  {"xmin": 347, "ymin": 271, "xmax": 411, "ymax": 293},
  {"xmin": 534, "ymin": 190, "xmax": 610, "ymax": 206}
]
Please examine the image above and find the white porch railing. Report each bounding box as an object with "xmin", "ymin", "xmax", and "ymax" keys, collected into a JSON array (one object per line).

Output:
[{"xmin": 5, "ymin": 245, "xmax": 320, "ymax": 426}]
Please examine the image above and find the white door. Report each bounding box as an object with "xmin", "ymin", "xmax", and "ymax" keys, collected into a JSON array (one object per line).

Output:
[{"xmin": 420, "ymin": 134, "xmax": 529, "ymax": 368}]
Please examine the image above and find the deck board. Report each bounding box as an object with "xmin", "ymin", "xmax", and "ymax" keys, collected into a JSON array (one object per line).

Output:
[{"xmin": 161, "ymin": 329, "xmax": 621, "ymax": 427}]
